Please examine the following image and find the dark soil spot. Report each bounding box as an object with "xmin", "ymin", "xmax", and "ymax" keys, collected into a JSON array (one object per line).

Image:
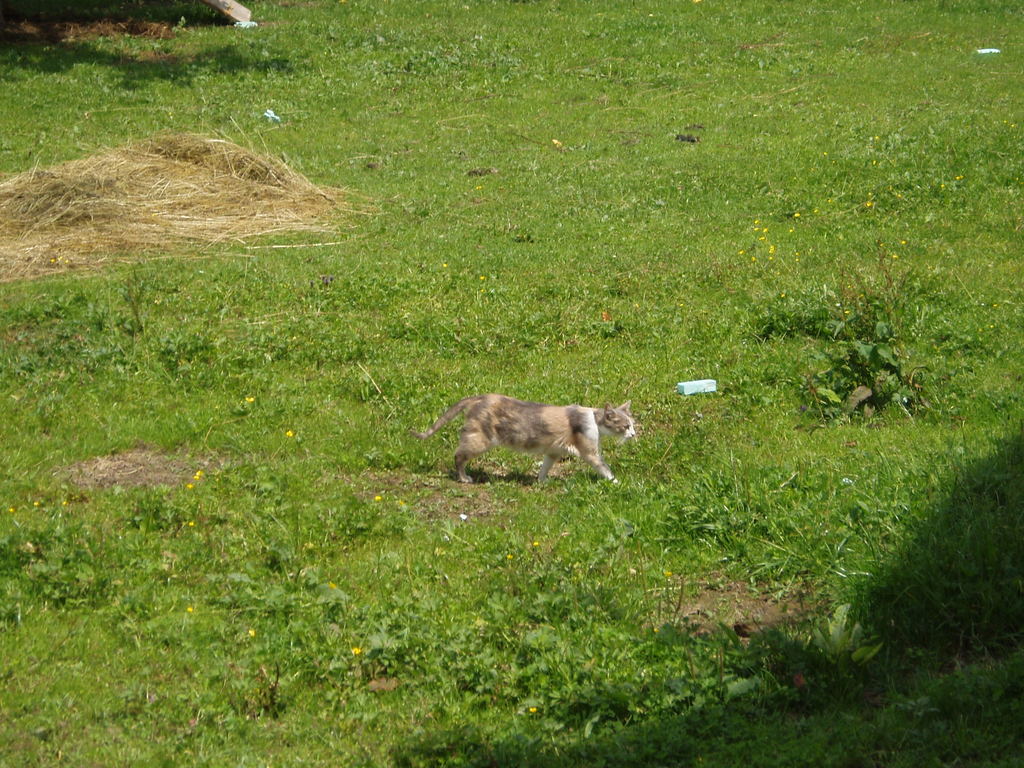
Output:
[
  {"xmin": 668, "ymin": 574, "xmax": 815, "ymax": 637},
  {"xmin": 1, "ymin": 18, "xmax": 176, "ymax": 44},
  {"xmin": 135, "ymin": 50, "xmax": 181, "ymax": 65}
]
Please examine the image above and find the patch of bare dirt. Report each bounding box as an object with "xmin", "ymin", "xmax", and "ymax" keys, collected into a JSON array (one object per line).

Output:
[
  {"xmin": 0, "ymin": 18, "xmax": 176, "ymax": 44},
  {"xmin": 63, "ymin": 445, "xmax": 217, "ymax": 489},
  {"xmin": 667, "ymin": 574, "xmax": 816, "ymax": 638},
  {"xmin": 357, "ymin": 470, "xmax": 504, "ymax": 521},
  {"xmin": 134, "ymin": 49, "xmax": 181, "ymax": 65}
]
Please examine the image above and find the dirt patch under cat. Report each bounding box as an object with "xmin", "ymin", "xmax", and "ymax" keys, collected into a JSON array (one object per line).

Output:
[
  {"xmin": 357, "ymin": 470, "xmax": 504, "ymax": 521},
  {"xmin": 63, "ymin": 445, "xmax": 217, "ymax": 489}
]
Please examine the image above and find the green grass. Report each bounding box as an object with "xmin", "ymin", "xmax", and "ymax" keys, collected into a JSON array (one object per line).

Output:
[{"xmin": 2, "ymin": 0, "xmax": 1024, "ymax": 765}]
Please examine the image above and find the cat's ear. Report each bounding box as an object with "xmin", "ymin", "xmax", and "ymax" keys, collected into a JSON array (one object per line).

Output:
[
  {"xmin": 604, "ymin": 403, "xmax": 613, "ymax": 413},
  {"xmin": 619, "ymin": 401, "xmax": 632, "ymax": 413}
]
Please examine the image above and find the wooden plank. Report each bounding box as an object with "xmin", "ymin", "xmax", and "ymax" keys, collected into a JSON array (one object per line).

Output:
[{"xmin": 198, "ymin": 0, "xmax": 252, "ymax": 23}]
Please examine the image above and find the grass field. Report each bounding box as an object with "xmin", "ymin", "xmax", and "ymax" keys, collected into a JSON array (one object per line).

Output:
[{"xmin": 2, "ymin": 1, "xmax": 1023, "ymax": 765}]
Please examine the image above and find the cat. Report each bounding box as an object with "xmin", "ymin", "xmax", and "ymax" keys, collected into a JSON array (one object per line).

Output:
[{"xmin": 413, "ymin": 394, "xmax": 636, "ymax": 483}]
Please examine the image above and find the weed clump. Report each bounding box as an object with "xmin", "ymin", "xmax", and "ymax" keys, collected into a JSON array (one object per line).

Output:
[{"xmin": 756, "ymin": 252, "xmax": 928, "ymax": 420}]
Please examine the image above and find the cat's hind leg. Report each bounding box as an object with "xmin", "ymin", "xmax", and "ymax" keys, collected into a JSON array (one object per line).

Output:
[
  {"xmin": 454, "ymin": 429, "xmax": 490, "ymax": 483},
  {"xmin": 454, "ymin": 447, "xmax": 480, "ymax": 483}
]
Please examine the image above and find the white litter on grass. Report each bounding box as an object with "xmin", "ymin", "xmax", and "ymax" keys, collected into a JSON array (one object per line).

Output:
[
  {"xmin": 263, "ymin": 109, "xmax": 282, "ymax": 123},
  {"xmin": 677, "ymin": 379, "xmax": 717, "ymax": 395},
  {"xmin": 235, "ymin": 20, "xmax": 259, "ymax": 29},
  {"xmin": 976, "ymin": 48, "xmax": 1001, "ymax": 54},
  {"xmin": 459, "ymin": 514, "xmax": 469, "ymax": 521}
]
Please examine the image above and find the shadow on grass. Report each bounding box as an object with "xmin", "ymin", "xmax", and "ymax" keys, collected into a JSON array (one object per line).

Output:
[
  {"xmin": 3, "ymin": 0, "xmax": 216, "ymax": 26},
  {"xmin": 0, "ymin": 1, "xmax": 291, "ymax": 88},
  {"xmin": 391, "ymin": 427, "xmax": 1024, "ymax": 767},
  {"xmin": 864, "ymin": 424, "xmax": 1024, "ymax": 655},
  {"xmin": 391, "ymin": 649, "xmax": 1024, "ymax": 768},
  {"xmin": 462, "ymin": 468, "xmax": 612, "ymax": 487}
]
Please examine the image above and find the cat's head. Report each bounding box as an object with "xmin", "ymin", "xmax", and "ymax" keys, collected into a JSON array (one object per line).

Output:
[{"xmin": 600, "ymin": 401, "xmax": 636, "ymax": 441}]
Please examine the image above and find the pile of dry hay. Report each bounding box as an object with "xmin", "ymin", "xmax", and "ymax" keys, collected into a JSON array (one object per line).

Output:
[{"xmin": 0, "ymin": 133, "xmax": 366, "ymax": 282}]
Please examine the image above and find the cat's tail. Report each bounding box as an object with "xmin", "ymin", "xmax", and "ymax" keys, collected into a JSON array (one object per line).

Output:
[{"xmin": 411, "ymin": 396, "xmax": 478, "ymax": 439}]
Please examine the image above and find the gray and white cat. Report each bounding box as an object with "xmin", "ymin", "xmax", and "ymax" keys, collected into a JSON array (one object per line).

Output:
[{"xmin": 413, "ymin": 394, "xmax": 636, "ymax": 483}]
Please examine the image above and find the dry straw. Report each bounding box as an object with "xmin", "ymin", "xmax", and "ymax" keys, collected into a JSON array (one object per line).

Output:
[{"xmin": 0, "ymin": 133, "xmax": 368, "ymax": 282}]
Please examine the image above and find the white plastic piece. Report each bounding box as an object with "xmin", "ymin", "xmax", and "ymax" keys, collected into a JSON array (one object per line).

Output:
[
  {"xmin": 235, "ymin": 20, "xmax": 259, "ymax": 29},
  {"xmin": 263, "ymin": 109, "xmax": 282, "ymax": 123},
  {"xmin": 677, "ymin": 379, "xmax": 717, "ymax": 395},
  {"xmin": 976, "ymin": 48, "xmax": 1001, "ymax": 54}
]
